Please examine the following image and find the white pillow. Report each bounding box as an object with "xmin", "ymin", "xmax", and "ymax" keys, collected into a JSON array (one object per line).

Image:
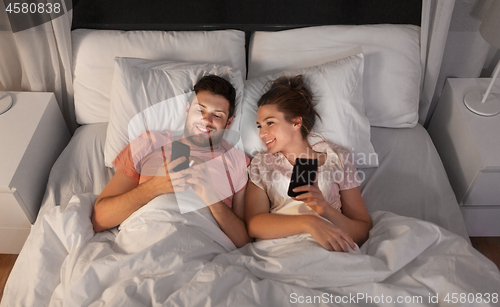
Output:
[
  {"xmin": 248, "ymin": 25, "xmax": 421, "ymax": 128},
  {"xmin": 104, "ymin": 57, "xmax": 244, "ymax": 168},
  {"xmin": 241, "ymin": 54, "xmax": 377, "ymax": 168},
  {"xmin": 72, "ymin": 29, "xmax": 246, "ymax": 124}
]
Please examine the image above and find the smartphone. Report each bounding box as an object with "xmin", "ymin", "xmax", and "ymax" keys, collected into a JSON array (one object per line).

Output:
[
  {"xmin": 170, "ymin": 141, "xmax": 191, "ymax": 172},
  {"xmin": 287, "ymin": 158, "xmax": 319, "ymax": 197}
]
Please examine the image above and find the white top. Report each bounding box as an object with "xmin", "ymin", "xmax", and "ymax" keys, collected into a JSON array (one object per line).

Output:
[{"xmin": 248, "ymin": 142, "xmax": 361, "ymax": 217}]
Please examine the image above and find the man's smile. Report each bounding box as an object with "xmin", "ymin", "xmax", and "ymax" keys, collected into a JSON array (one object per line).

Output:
[{"xmin": 196, "ymin": 125, "xmax": 213, "ymax": 134}]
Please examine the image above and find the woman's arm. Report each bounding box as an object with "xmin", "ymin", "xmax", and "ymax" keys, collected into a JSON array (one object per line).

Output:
[
  {"xmin": 293, "ymin": 186, "xmax": 372, "ymax": 245},
  {"xmin": 323, "ymin": 187, "xmax": 372, "ymax": 245},
  {"xmin": 208, "ymin": 187, "xmax": 253, "ymax": 248},
  {"xmin": 245, "ymin": 181, "xmax": 305, "ymax": 239},
  {"xmin": 245, "ymin": 182, "xmax": 355, "ymax": 251}
]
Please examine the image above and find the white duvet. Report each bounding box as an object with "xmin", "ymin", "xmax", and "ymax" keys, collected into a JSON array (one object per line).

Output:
[{"xmin": 3, "ymin": 194, "xmax": 500, "ymax": 307}]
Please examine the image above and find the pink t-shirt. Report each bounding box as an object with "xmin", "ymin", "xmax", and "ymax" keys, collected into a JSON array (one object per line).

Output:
[
  {"xmin": 113, "ymin": 131, "xmax": 250, "ymax": 208},
  {"xmin": 247, "ymin": 142, "xmax": 361, "ymax": 216}
]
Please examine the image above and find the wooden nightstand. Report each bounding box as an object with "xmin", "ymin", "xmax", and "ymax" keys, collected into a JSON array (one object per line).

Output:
[
  {"xmin": 428, "ymin": 78, "xmax": 500, "ymax": 236},
  {"xmin": 0, "ymin": 92, "xmax": 70, "ymax": 253}
]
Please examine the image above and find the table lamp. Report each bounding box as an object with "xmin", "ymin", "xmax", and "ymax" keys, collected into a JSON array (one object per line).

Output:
[
  {"xmin": 464, "ymin": 0, "xmax": 500, "ymax": 116},
  {"xmin": 0, "ymin": 92, "xmax": 13, "ymax": 115}
]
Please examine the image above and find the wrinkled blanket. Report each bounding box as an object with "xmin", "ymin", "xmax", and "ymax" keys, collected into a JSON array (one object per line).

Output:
[{"xmin": 3, "ymin": 193, "xmax": 500, "ymax": 306}]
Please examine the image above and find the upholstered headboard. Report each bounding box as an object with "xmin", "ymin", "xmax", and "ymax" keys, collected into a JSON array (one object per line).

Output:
[{"xmin": 72, "ymin": 0, "xmax": 422, "ymax": 31}]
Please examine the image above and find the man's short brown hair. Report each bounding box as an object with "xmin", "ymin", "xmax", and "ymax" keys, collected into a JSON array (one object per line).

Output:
[{"xmin": 193, "ymin": 75, "xmax": 236, "ymax": 119}]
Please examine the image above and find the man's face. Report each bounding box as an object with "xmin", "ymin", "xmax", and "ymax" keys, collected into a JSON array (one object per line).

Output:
[{"xmin": 183, "ymin": 90, "xmax": 233, "ymax": 148}]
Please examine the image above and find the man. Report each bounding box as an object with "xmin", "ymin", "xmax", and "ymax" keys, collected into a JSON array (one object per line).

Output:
[{"xmin": 92, "ymin": 75, "xmax": 252, "ymax": 247}]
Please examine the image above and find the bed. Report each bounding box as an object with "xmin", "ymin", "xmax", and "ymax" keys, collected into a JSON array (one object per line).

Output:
[{"xmin": 2, "ymin": 1, "xmax": 500, "ymax": 306}]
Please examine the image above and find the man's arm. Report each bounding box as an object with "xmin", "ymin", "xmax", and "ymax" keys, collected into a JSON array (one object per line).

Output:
[
  {"xmin": 92, "ymin": 157, "xmax": 188, "ymax": 232},
  {"xmin": 208, "ymin": 186, "xmax": 253, "ymax": 248}
]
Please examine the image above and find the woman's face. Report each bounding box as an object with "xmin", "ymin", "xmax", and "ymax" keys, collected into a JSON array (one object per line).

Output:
[{"xmin": 256, "ymin": 104, "xmax": 299, "ymax": 154}]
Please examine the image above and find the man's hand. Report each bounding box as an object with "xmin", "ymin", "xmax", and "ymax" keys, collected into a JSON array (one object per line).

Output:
[
  {"xmin": 180, "ymin": 157, "xmax": 220, "ymax": 206},
  {"xmin": 147, "ymin": 156, "xmax": 191, "ymax": 196}
]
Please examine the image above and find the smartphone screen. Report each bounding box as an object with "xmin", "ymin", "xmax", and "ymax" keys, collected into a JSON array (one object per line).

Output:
[
  {"xmin": 170, "ymin": 141, "xmax": 190, "ymax": 172},
  {"xmin": 287, "ymin": 158, "xmax": 319, "ymax": 197}
]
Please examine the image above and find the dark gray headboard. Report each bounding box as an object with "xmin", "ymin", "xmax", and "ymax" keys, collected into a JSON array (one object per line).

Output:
[
  {"xmin": 72, "ymin": 0, "xmax": 422, "ymax": 31},
  {"xmin": 71, "ymin": 0, "xmax": 422, "ymax": 77}
]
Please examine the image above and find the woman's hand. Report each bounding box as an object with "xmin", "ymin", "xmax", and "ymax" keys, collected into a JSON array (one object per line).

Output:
[
  {"xmin": 304, "ymin": 215, "xmax": 356, "ymax": 252},
  {"xmin": 292, "ymin": 185, "xmax": 332, "ymax": 217}
]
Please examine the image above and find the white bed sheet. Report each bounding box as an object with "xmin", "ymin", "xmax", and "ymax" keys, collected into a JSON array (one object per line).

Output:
[
  {"xmin": 4, "ymin": 191, "xmax": 500, "ymax": 306},
  {"xmin": 361, "ymin": 125, "xmax": 469, "ymax": 240},
  {"xmin": 37, "ymin": 123, "xmax": 113, "ymax": 217},
  {"xmin": 4, "ymin": 123, "xmax": 495, "ymax": 306}
]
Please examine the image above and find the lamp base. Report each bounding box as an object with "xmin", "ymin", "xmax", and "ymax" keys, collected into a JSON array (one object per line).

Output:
[
  {"xmin": 464, "ymin": 91, "xmax": 500, "ymax": 116},
  {"xmin": 0, "ymin": 92, "xmax": 13, "ymax": 115}
]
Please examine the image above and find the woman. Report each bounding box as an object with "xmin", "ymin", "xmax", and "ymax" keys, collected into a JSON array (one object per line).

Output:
[{"xmin": 245, "ymin": 75, "xmax": 372, "ymax": 252}]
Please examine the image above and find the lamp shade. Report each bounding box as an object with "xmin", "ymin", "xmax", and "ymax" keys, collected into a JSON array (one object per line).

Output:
[{"xmin": 480, "ymin": 1, "xmax": 500, "ymax": 49}]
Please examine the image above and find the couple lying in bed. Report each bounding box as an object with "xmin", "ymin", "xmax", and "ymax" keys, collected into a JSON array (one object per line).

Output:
[{"xmin": 92, "ymin": 74, "xmax": 372, "ymax": 252}]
